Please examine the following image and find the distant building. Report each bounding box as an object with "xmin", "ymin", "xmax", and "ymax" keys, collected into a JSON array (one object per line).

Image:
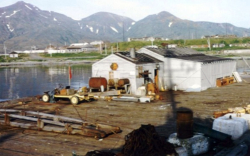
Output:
[
  {"xmin": 128, "ymin": 37, "xmax": 165, "ymax": 42},
  {"xmin": 202, "ymin": 34, "xmax": 237, "ymax": 39},
  {"xmin": 229, "ymin": 43, "xmax": 250, "ymax": 47},
  {"xmin": 190, "ymin": 45, "xmax": 209, "ymax": 49},
  {"xmin": 212, "ymin": 43, "xmax": 225, "ymax": 48},
  {"xmin": 90, "ymin": 41, "xmax": 104, "ymax": 45},
  {"xmin": 45, "ymin": 45, "xmax": 66, "ymax": 54},
  {"xmin": 67, "ymin": 43, "xmax": 99, "ymax": 53},
  {"xmin": 9, "ymin": 52, "xmax": 18, "ymax": 58}
]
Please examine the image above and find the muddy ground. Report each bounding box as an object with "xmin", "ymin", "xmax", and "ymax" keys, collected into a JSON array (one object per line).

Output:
[{"xmin": 1, "ymin": 75, "xmax": 250, "ymax": 156}]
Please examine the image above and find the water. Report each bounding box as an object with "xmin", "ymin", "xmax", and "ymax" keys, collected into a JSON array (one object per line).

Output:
[{"xmin": 0, "ymin": 64, "xmax": 92, "ymax": 100}]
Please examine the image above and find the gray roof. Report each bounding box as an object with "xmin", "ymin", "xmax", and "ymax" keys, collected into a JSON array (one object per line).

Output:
[
  {"xmin": 146, "ymin": 47, "xmax": 233, "ymax": 63},
  {"xmin": 115, "ymin": 52, "xmax": 162, "ymax": 64}
]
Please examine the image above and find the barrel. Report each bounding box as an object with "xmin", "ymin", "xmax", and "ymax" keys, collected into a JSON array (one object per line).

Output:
[
  {"xmin": 117, "ymin": 78, "xmax": 130, "ymax": 87},
  {"xmin": 176, "ymin": 109, "xmax": 193, "ymax": 139},
  {"xmin": 89, "ymin": 77, "xmax": 107, "ymax": 90}
]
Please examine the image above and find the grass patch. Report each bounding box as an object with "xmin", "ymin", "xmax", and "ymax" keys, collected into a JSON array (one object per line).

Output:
[{"xmin": 42, "ymin": 52, "xmax": 104, "ymax": 58}]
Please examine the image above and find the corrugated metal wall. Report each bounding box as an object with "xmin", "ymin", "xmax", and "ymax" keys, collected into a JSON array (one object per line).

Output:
[
  {"xmin": 201, "ymin": 60, "xmax": 236, "ymax": 90},
  {"xmin": 163, "ymin": 58, "xmax": 202, "ymax": 91}
]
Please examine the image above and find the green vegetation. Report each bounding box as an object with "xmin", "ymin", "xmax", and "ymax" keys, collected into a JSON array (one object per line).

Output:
[
  {"xmin": 0, "ymin": 53, "xmax": 29, "ymax": 63},
  {"xmin": 41, "ymin": 52, "xmax": 108, "ymax": 60},
  {"xmin": 110, "ymin": 37, "xmax": 250, "ymax": 51}
]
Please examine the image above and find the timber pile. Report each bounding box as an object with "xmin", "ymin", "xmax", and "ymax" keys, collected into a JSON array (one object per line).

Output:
[
  {"xmin": 0, "ymin": 109, "xmax": 121, "ymax": 139},
  {"xmin": 121, "ymin": 124, "xmax": 176, "ymax": 156}
]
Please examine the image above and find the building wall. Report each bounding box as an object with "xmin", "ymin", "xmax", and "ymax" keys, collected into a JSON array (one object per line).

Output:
[
  {"xmin": 137, "ymin": 48, "xmax": 202, "ymax": 91},
  {"xmin": 92, "ymin": 54, "xmax": 162, "ymax": 94},
  {"xmin": 163, "ymin": 58, "xmax": 202, "ymax": 91},
  {"xmin": 9, "ymin": 54, "xmax": 18, "ymax": 58},
  {"xmin": 92, "ymin": 54, "xmax": 137, "ymax": 94},
  {"xmin": 137, "ymin": 47, "xmax": 237, "ymax": 91},
  {"xmin": 201, "ymin": 60, "xmax": 236, "ymax": 90}
]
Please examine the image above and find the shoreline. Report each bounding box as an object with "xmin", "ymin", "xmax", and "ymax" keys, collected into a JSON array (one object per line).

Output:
[{"xmin": 0, "ymin": 60, "xmax": 97, "ymax": 67}]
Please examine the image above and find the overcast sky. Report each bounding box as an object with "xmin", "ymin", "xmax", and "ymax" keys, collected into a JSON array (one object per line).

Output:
[{"xmin": 1, "ymin": 0, "xmax": 250, "ymax": 28}]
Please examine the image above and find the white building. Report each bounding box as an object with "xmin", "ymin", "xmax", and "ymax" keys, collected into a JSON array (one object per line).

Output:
[
  {"xmin": 137, "ymin": 47, "xmax": 236, "ymax": 91},
  {"xmin": 67, "ymin": 43, "xmax": 99, "ymax": 53},
  {"xmin": 90, "ymin": 41, "xmax": 104, "ymax": 45},
  {"xmin": 92, "ymin": 49, "xmax": 163, "ymax": 94},
  {"xmin": 92, "ymin": 47, "xmax": 236, "ymax": 93},
  {"xmin": 9, "ymin": 52, "xmax": 18, "ymax": 58}
]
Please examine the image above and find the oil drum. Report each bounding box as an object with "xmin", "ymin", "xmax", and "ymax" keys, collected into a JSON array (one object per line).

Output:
[
  {"xmin": 117, "ymin": 78, "xmax": 130, "ymax": 87},
  {"xmin": 176, "ymin": 109, "xmax": 193, "ymax": 139},
  {"xmin": 89, "ymin": 77, "xmax": 107, "ymax": 90}
]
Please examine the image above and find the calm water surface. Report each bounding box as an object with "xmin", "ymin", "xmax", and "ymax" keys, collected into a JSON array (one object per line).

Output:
[{"xmin": 0, "ymin": 64, "xmax": 92, "ymax": 100}]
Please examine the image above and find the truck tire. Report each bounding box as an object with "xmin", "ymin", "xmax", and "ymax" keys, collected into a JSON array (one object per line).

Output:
[
  {"xmin": 42, "ymin": 94, "xmax": 50, "ymax": 102},
  {"xmin": 71, "ymin": 96, "xmax": 79, "ymax": 105}
]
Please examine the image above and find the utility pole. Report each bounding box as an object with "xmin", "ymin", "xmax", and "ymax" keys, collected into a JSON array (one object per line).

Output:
[
  {"xmin": 3, "ymin": 43, "xmax": 6, "ymax": 59},
  {"xmin": 122, "ymin": 21, "xmax": 125, "ymax": 42},
  {"xmin": 105, "ymin": 44, "xmax": 107, "ymax": 55},
  {"xmin": 207, "ymin": 37, "xmax": 211, "ymax": 51},
  {"xmin": 117, "ymin": 42, "xmax": 119, "ymax": 52}
]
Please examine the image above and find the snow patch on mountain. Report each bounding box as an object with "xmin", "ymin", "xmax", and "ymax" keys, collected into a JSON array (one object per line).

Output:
[
  {"xmin": 96, "ymin": 29, "xmax": 99, "ymax": 34},
  {"xmin": 110, "ymin": 26, "xmax": 118, "ymax": 33},
  {"xmin": 132, "ymin": 22, "xmax": 135, "ymax": 25},
  {"xmin": 53, "ymin": 18, "xmax": 57, "ymax": 21},
  {"xmin": 40, "ymin": 14, "xmax": 48, "ymax": 18},
  {"xmin": 169, "ymin": 22, "xmax": 173, "ymax": 27},
  {"xmin": 86, "ymin": 25, "xmax": 94, "ymax": 32},
  {"xmin": 6, "ymin": 24, "xmax": 14, "ymax": 32},
  {"xmin": 89, "ymin": 27, "xmax": 93, "ymax": 32},
  {"xmin": 78, "ymin": 22, "xmax": 83, "ymax": 29},
  {"xmin": 25, "ymin": 5, "xmax": 32, "ymax": 10},
  {"xmin": 5, "ymin": 10, "xmax": 20, "ymax": 18},
  {"xmin": 118, "ymin": 22, "xmax": 122, "ymax": 27}
]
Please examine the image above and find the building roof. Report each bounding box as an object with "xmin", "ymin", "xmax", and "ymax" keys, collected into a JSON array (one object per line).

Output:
[
  {"xmin": 146, "ymin": 47, "xmax": 233, "ymax": 63},
  {"xmin": 9, "ymin": 52, "xmax": 18, "ymax": 54},
  {"xmin": 114, "ymin": 52, "xmax": 162, "ymax": 64}
]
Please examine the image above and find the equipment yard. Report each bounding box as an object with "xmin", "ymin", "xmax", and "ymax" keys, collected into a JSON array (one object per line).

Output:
[{"xmin": 1, "ymin": 75, "xmax": 250, "ymax": 155}]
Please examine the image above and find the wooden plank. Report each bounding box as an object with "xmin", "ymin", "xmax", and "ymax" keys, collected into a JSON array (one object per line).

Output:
[
  {"xmin": 8, "ymin": 114, "xmax": 65, "ymax": 127},
  {"xmin": 0, "ymin": 109, "xmax": 21, "ymax": 113},
  {"xmin": 25, "ymin": 111, "xmax": 87, "ymax": 124},
  {"xmin": 90, "ymin": 90, "xmax": 121, "ymax": 96}
]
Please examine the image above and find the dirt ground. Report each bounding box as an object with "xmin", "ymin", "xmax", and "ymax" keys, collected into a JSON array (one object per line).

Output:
[{"xmin": 1, "ymin": 75, "xmax": 250, "ymax": 156}]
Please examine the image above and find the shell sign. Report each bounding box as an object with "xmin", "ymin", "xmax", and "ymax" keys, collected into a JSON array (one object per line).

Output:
[{"xmin": 110, "ymin": 63, "xmax": 118, "ymax": 70}]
